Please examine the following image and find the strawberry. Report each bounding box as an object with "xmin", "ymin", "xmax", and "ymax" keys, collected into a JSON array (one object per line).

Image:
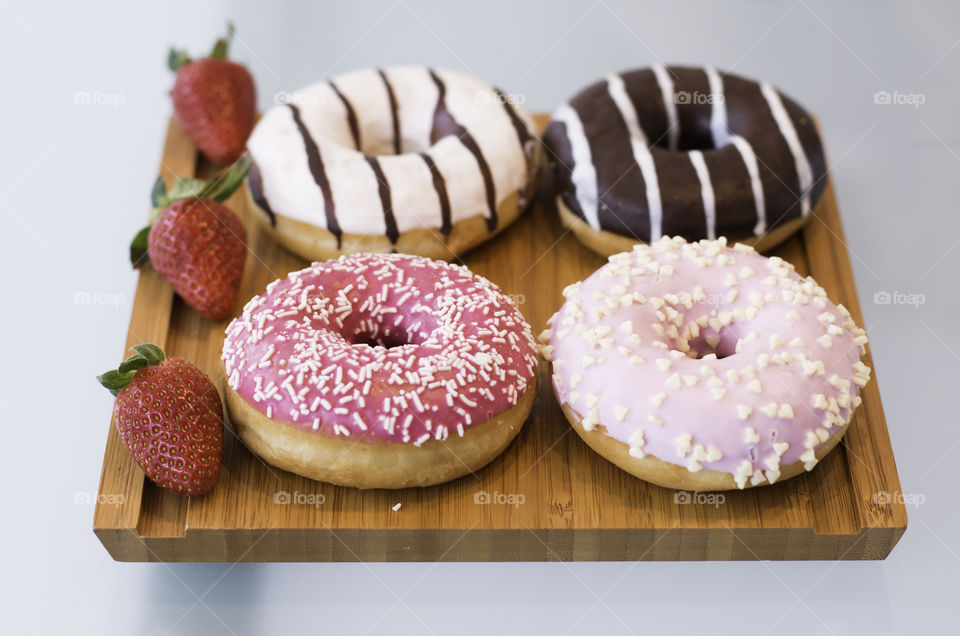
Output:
[
  {"xmin": 97, "ymin": 344, "xmax": 223, "ymax": 496},
  {"xmin": 169, "ymin": 23, "xmax": 256, "ymax": 164},
  {"xmin": 130, "ymin": 157, "xmax": 250, "ymax": 320}
]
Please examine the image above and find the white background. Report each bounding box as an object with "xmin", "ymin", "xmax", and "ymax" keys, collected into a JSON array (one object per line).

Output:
[{"xmin": 1, "ymin": 0, "xmax": 957, "ymax": 633}]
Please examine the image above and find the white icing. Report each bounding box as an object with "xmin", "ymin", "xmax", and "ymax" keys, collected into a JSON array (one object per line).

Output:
[
  {"xmin": 688, "ymin": 150, "xmax": 716, "ymax": 240},
  {"xmin": 605, "ymin": 74, "xmax": 664, "ymax": 241},
  {"xmin": 704, "ymin": 66, "xmax": 729, "ymax": 146},
  {"xmin": 333, "ymin": 68, "xmax": 393, "ymax": 154},
  {"xmin": 651, "ymin": 64, "xmax": 679, "ymax": 151},
  {"xmin": 729, "ymin": 135, "xmax": 767, "ymax": 235},
  {"xmin": 247, "ymin": 66, "xmax": 533, "ymax": 235},
  {"xmin": 760, "ymin": 82, "xmax": 814, "ymax": 216},
  {"xmin": 551, "ymin": 103, "xmax": 600, "ymax": 230}
]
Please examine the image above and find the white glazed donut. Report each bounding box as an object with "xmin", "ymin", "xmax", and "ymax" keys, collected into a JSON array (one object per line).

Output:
[
  {"xmin": 246, "ymin": 66, "xmax": 539, "ymax": 261},
  {"xmin": 541, "ymin": 236, "xmax": 871, "ymax": 491}
]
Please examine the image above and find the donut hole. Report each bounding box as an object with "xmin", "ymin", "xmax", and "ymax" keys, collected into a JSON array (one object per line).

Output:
[
  {"xmin": 650, "ymin": 118, "xmax": 719, "ymax": 152},
  {"xmin": 360, "ymin": 128, "xmax": 433, "ymax": 156},
  {"xmin": 686, "ymin": 329, "xmax": 737, "ymax": 360},
  {"xmin": 347, "ymin": 328, "xmax": 417, "ymax": 350}
]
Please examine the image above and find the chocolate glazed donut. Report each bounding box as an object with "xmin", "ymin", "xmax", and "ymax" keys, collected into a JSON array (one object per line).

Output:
[{"xmin": 543, "ymin": 65, "xmax": 827, "ymax": 255}]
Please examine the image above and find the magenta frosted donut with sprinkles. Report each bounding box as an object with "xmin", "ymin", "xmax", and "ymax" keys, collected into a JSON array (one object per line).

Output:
[
  {"xmin": 539, "ymin": 236, "xmax": 871, "ymax": 491},
  {"xmin": 221, "ymin": 253, "xmax": 538, "ymax": 489},
  {"xmin": 543, "ymin": 65, "xmax": 827, "ymax": 256}
]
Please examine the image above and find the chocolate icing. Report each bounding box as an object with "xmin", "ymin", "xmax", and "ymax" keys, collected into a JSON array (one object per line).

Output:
[{"xmin": 544, "ymin": 66, "xmax": 828, "ymax": 243}]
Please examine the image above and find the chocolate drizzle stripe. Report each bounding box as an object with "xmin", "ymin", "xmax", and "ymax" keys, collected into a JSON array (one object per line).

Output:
[
  {"xmin": 420, "ymin": 152, "xmax": 452, "ymax": 237},
  {"xmin": 428, "ymin": 68, "xmax": 498, "ymax": 232},
  {"xmin": 329, "ymin": 81, "xmax": 361, "ymax": 150},
  {"xmin": 248, "ymin": 161, "xmax": 277, "ymax": 227},
  {"xmin": 364, "ymin": 156, "xmax": 399, "ymax": 244},
  {"xmin": 288, "ymin": 104, "xmax": 342, "ymax": 247},
  {"xmin": 495, "ymin": 87, "xmax": 533, "ymax": 164},
  {"xmin": 378, "ymin": 69, "xmax": 402, "ymax": 155}
]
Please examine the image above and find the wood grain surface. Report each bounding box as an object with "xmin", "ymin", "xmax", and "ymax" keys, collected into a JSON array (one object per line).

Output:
[{"xmin": 94, "ymin": 115, "xmax": 906, "ymax": 561}]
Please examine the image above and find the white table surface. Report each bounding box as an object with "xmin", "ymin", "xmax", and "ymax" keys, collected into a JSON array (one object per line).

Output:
[{"xmin": 1, "ymin": 0, "xmax": 956, "ymax": 633}]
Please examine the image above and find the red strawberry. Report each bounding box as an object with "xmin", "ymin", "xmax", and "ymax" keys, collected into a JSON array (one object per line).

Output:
[
  {"xmin": 130, "ymin": 157, "xmax": 250, "ymax": 320},
  {"xmin": 98, "ymin": 344, "xmax": 223, "ymax": 496},
  {"xmin": 169, "ymin": 23, "xmax": 256, "ymax": 164}
]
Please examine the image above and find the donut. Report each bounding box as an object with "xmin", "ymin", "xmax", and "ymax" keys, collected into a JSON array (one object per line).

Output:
[
  {"xmin": 542, "ymin": 65, "xmax": 827, "ymax": 257},
  {"xmin": 540, "ymin": 236, "xmax": 870, "ymax": 491},
  {"xmin": 221, "ymin": 253, "xmax": 539, "ymax": 489},
  {"xmin": 245, "ymin": 66, "xmax": 539, "ymax": 262}
]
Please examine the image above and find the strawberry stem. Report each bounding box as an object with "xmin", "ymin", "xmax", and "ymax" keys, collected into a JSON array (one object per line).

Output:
[{"xmin": 97, "ymin": 345, "xmax": 167, "ymax": 397}]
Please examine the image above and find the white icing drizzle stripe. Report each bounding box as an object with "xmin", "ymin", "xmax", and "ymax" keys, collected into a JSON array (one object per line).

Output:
[
  {"xmin": 704, "ymin": 66, "xmax": 729, "ymax": 147},
  {"xmin": 760, "ymin": 82, "xmax": 814, "ymax": 216},
  {"xmin": 651, "ymin": 64, "xmax": 679, "ymax": 151},
  {"xmin": 606, "ymin": 74, "xmax": 664, "ymax": 241},
  {"xmin": 688, "ymin": 150, "xmax": 716, "ymax": 240},
  {"xmin": 730, "ymin": 135, "xmax": 766, "ymax": 235},
  {"xmin": 552, "ymin": 103, "xmax": 600, "ymax": 230}
]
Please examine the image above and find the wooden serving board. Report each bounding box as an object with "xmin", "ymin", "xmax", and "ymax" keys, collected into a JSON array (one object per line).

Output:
[{"xmin": 94, "ymin": 115, "xmax": 906, "ymax": 561}]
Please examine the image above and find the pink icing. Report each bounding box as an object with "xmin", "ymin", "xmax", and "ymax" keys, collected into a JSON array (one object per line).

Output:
[
  {"xmin": 222, "ymin": 253, "xmax": 538, "ymax": 445},
  {"xmin": 545, "ymin": 237, "xmax": 871, "ymax": 488}
]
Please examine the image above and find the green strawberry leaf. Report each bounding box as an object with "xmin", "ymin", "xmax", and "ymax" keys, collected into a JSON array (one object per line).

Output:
[
  {"xmin": 131, "ymin": 344, "xmax": 166, "ymax": 365},
  {"xmin": 130, "ymin": 225, "xmax": 150, "ymax": 268},
  {"xmin": 209, "ymin": 154, "xmax": 251, "ymax": 202},
  {"xmin": 209, "ymin": 22, "xmax": 235, "ymax": 60},
  {"xmin": 168, "ymin": 47, "xmax": 191, "ymax": 72},
  {"xmin": 117, "ymin": 355, "xmax": 149, "ymax": 374},
  {"xmin": 97, "ymin": 369, "xmax": 136, "ymax": 397},
  {"xmin": 150, "ymin": 175, "xmax": 168, "ymax": 208},
  {"xmin": 97, "ymin": 344, "xmax": 168, "ymax": 397},
  {"xmin": 168, "ymin": 176, "xmax": 210, "ymax": 201}
]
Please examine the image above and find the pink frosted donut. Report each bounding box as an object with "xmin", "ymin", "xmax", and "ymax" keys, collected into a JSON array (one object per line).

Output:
[
  {"xmin": 221, "ymin": 253, "xmax": 539, "ymax": 489},
  {"xmin": 541, "ymin": 236, "xmax": 871, "ymax": 491}
]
